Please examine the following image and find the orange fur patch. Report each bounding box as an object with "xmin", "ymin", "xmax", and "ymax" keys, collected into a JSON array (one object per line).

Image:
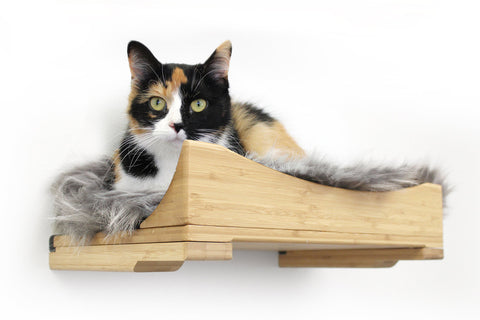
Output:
[
  {"xmin": 171, "ymin": 67, "xmax": 188, "ymax": 88},
  {"xmin": 138, "ymin": 67, "xmax": 187, "ymax": 107},
  {"xmin": 127, "ymin": 86, "xmax": 139, "ymax": 113},
  {"xmin": 112, "ymin": 149, "xmax": 122, "ymax": 183},
  {"xmin": 232, "ymin": 102, "xmax": 305, "ymax": 159},
  {"xmin": 242, "ymin": 122, "xmax": 305, "ymax": 158}
]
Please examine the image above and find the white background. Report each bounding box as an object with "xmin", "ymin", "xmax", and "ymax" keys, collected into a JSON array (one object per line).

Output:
[{"xmin": 1, "ymin": 0, "xmax": 479, "ymax": 319}]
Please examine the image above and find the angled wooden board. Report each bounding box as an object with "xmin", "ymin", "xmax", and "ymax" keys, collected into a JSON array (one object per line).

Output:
[{"xmin": 141, "ymin": 141, "xmax": 443, "ymax": 243}]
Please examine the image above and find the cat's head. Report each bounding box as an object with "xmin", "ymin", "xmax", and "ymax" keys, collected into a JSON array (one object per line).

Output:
[{"xmin": 126, "ymin": 40, "xmax": 232, "ymax": 145}]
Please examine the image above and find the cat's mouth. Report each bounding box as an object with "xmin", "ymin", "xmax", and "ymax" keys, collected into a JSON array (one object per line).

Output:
[
  {"xmin": 171, "ymin": 131, "xmax": 187, "ymax": 142},
  {"xmin": 173, "ymin": 133, "xmax": 186, "ymax": 142}
]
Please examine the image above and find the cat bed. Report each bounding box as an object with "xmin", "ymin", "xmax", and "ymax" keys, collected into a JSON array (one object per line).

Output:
[{"xmin": 49, "ymin": 141, "xmax": 444, "ymax": 272}]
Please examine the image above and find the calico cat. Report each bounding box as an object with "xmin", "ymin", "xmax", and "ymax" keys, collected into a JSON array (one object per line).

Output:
[
  {"xmin": 52, "ymin": 40, "xmax": 447, "ymax": 243},
  {"xmin": 113, "ymin": 40, "xmax": 305, "ymax": 193}
]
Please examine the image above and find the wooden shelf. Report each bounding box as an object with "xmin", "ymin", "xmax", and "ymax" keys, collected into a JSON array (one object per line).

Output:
[{"xmin": 49, "ymin": 140, "xmax": 444, "ymax": 272}]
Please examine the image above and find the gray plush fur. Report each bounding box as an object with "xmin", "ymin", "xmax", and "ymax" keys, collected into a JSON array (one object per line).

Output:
[
  {"xmin": 248, "ymin": 153, "xmax": 448, "ymax": 193},
  {"xmin": 51, "ymin": 159, "xmax": 164, "ymax": 244},
  {"xmin": 52, "ymin": 150, "xmax": 448, "ymax": 244}
]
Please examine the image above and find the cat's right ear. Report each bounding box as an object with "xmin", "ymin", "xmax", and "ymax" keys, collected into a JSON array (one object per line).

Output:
[
  {"xmin": 204, "ymin": 40, "xmax": 232, "ymax": 82},
  {"xmin": 127, "ymin": 41, "xmax": 161, "ymax": 85}
]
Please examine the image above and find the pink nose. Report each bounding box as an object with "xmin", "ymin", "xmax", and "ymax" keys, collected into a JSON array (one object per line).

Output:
[{"xmin": 169, "ymin": 122, "xmax": 184, "ymax": 133}]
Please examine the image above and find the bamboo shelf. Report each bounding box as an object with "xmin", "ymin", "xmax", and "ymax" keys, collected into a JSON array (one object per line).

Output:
[{"xmin": 49, "ymin": 140, "xmax": 444, "ymax": 272}]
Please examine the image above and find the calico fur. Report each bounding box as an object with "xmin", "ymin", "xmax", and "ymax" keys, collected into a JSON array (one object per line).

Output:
[{"xmin": 112, "ymin": 40, "xmax": 305, "ymax": 195}]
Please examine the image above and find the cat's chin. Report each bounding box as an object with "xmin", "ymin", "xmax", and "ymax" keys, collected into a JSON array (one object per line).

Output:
[
  {"xmin": 167, "ymin": 136, "xmax": 186, "ymax": 144},
  {"xmin": 152, "ymin": 130, "xmax": 186, "ymax": 143},
  {"xmin": 162, "ymin": 132, "xmax": 187, "ymax": 145}
]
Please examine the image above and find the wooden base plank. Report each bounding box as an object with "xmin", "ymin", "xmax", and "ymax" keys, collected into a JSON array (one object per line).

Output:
[
  {"xmin": 49, "ymin": 242, "xmax": 232, "ymax": 272},
  {"xmin": 278, "ymin": 248, "xmax": 443, "ymax": 268}
]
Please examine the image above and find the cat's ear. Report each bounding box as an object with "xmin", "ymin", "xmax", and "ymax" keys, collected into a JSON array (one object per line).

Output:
[
  {"xmin": 127, "ymin": 41, "xmax": 161, "ymax": 85},
  {"xmin": 204, "ymin": 40, "xmax": 232, "ymax": 81}
]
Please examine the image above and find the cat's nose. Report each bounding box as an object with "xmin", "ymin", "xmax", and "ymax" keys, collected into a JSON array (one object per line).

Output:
[{"xmin": 169, "ymin": 122, "xmax": 184, "ymax": 133}]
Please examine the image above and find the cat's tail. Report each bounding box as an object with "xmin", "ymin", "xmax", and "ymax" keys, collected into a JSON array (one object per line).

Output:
[
  {"xmin": 247, "ymin": 152, "xmax": 450, "ymax": 200},
  {"xmin": 51, "ymin": 159, "xmax": 164, "ymax": 245}
]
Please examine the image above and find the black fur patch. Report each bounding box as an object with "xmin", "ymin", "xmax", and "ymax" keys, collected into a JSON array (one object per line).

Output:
[
  {"xmin": 119, "ymin": 134, "xmax": 158, "ymax": 177},
  {"xmin": 130, "ymin": 96, "xmax": 168, "ymax": 128},
  {"xmin": 227, "ymin": 126, "xmax": 246, "ymax": 155},
  {"xmin": 178, "ymin": 64, "xmax": 233, "ymax": 140}
]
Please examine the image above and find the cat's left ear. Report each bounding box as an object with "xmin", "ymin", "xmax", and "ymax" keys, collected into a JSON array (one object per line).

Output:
[
  {"xmin": 127, "ymin": 41, "xmax": 161, "ymax": 85},
  {"xmin": 204, "ymin": 41, "xmax": 232, "ymax": 81}
]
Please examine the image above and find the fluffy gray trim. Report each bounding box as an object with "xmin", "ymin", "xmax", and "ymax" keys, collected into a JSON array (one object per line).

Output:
[
  {"xmin": 51, "ymin": 152, "xmax": 449, "ymax": 244},
  {"xmin": 51, "ymin": 159, "xmax": 164, "ymax": 245},
  {"xmin": 248, "ymin": 153, "xmax": 449, "ymax": 194}
]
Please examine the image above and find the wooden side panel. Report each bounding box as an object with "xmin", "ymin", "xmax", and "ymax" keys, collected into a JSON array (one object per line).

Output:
[
  {"xmin": 185, "ymin": 242, "xmax": 233, "ymax": 260},
  {"xmin": 53, "ymin": 225, "xmax": 442, "ymax": 250},
  {"xmin": 141, "ymin": 141, "xmax": 443, "ymax": 243}
]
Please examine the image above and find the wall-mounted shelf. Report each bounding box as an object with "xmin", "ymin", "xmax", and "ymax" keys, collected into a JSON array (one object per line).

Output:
[{"xmin": 49, "ymin": 141, "xmax": 444, "ymax": 272}]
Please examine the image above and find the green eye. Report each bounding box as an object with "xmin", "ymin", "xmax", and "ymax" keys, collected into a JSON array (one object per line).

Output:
[
  {"xmin": 191, "ymin": 99, "xmax": 207, "ymax": 112},
  {"xmin": 149, "ymin": 97, "xmax": 166, "ymax": 111}
]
